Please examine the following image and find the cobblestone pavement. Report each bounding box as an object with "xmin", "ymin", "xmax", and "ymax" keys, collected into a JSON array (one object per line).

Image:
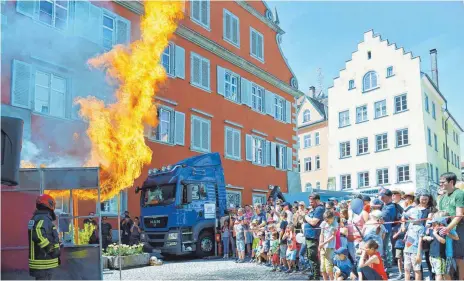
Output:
[
  {"xmin": 103, "ymin": 258, "xmax": 310, "ymax": 280},
  {"xmin": 103, "ymin": 257, "xmax": 424, "ymax": 280}
]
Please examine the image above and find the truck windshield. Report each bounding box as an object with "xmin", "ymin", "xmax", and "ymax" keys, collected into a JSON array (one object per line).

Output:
[{"xmin": 142, "ymin": 184, "xmax": 176, "ymax": 206}]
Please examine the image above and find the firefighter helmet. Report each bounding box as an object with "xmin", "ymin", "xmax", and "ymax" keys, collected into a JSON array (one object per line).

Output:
[{"xmin": 36, "ymin": 194, "xmax": 56, "ymax": 211}]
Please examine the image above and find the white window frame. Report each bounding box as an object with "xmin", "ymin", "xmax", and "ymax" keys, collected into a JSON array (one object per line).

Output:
[
  {"xmin": 190, "ymin": 115, "xmax": 211, "ymax": 153},
  {"xmin": 251, "ymin": 83, "xmax": 265, "ymax": 113},
  {"xmin": 224, "ymin": 70, "xmax": 240, "ymax": 103},
  {"xmin": 394, "ymin": 94, "xmax": 408, "ymax": 113},
  {"xmin": 274, "ymin": 95, "xmax": 286, "ymax": 122},
  {"xmin": 251, "ymin": 135, "xmax": 265, "ymax": 165},
  {"xmin": 374, "ymin": 100, "xmax": 387, "ymax": 119},
  {"xmin": 38, "ymin": 0, "xmax": 69, "ymax": 30},
  {"xmin": 432, "ymin": 102, "xmax": 436, "ymax": 119},
  {"xmin": 377, "ymin": 168, "xmax": 389, "ymax": 185},
  {"xmin": 190, "ymin": 0, "xmax": 210, "ymax": 30},
  {"xmin": 340, "ymin": 174, "xmax": 351, "ymax": 190},
  {"xmin": 358, "ymin": 171, "xmax": 369, "ymax": 188},
  {"xmin": 102, "ymin": 13, "xmax": 115, "ymax": 51},
  {"xmin": 100, "ymin": 191, "xmax": 127, "ymax": 216},
  {"xmin": 425, "ymin": 94, "xmax": 430, "ymax": 112},
  {"xmin": 315, "ymin": 132, "xmax": 320, "ymax": 145},
  {"xmin": 316, "ymin": 182, "xmax": 321, "ymax": 189},
  {"xmin": 303, "ymin": 110, "xmax": 311, "ymax": 123},
  {"xmin": 363, "ymin": 71, "xmax": 378, "ymax": 92},
  {"xmin": 348, "ymin": 79, "xmax": 355, "ymax": 90},
  {"xmin": 303, "ymin": 134, "xmax": 311, "ymax": 148},
  {"xmin": 161, "ymin": 43, "xmax": 175, "ymax": 76},
  {"xmin": 250, "ymin": 27, "xmax": 264, "ymax": 62},
  {"xmin": 304, "ymin": 157, "xmax": 312, "ymax": 172},
  {"xmin": 34, "ymin": 69, "xmax": 67, "ymax": 119},
  {"xmin": 190, "ymin": 52, "xmax": 210, "ymax": 91},
  {"xmin": 252, "ymin": 193, "xmax": 266, "ymax": 206},
  {"xmin": 224, "ymin": 126, "xmax": 241, "ymax": 161},
  {"xmin": 427, "ymin": 127, "xmax": 432, "ymax": 146},
  {"xmin": 375, "ymin": 133, "xmax": 388, "ymax": 152},
  {"xmin": 149, "ymin": 107, "xmax": 174, "ymax": 144},
  {"xmin": 223, "ymin": 9, "xmax": 240, "ymax": 47},
  {"xmin": 387, "ymin": 66, "xmax": 393, "ymax": 77},
  {"xmin": 226, "ymin": 190, "xmax": 241, "ymax": 209},
  {"xmin": 340, "ymin": 141, "xmax": 351, "ymax": 158},
  {"xmin": 356, "ymin": 105, "xmax": 368, "ymax": 123},
  {"xmin": 357, "ymin": 137, "xmax": 369, "ymax": 155},
  {"xmin": 315, "ymin": 155, "xmax": 320, "ymax": 170},
  {"xmin": 397, "ymin": 165, "xmax": 410, "ymax": 183},
  {"xmin": 275, "ymin": 144, "xmax": 287, "ymax": 170},
  {"xmin": 339, "ymin": 110, "xmax": 350, "ymax": 128},
  {"xmin": 396, "ymin": 128, "xmax": 409, "ymax": 147}
]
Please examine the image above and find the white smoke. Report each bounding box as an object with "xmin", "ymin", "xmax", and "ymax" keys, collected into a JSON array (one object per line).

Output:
[{"xmin": 21, "ymin": 140, "xmax": 84, "ymax": 168}]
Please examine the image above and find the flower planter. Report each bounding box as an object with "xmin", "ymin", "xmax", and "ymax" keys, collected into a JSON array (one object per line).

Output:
[
  {"xmin": 102, "ymin": 255, "xmax": 111, "ymax": 269},
  {"xmin": 108, "ymin": 253, "xmax": 150, "ymax": 269}
]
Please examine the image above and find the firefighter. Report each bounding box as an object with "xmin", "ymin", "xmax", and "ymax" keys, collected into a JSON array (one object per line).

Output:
[{"xmin": 28, "ymin": 194, "xmax": 61, "ymax": 280}]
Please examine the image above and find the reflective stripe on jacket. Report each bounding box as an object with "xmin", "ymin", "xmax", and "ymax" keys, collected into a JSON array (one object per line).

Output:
[{"xmin": 28, "ymin": 210, "xmax": 60, "ymax": 271}]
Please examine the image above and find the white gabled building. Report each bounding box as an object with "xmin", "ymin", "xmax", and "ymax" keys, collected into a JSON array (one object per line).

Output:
[{"xmin": 327, "ymin": 30, "xmax": 462, "ymax": 195}]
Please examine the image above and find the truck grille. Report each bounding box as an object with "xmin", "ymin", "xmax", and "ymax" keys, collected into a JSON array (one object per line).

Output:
[{"xmin": 144, "ymin": 216, "xmax": 168, "ymax": 228}]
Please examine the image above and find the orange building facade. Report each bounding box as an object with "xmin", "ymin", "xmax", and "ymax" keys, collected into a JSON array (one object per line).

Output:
[{"xmin": 1, "ymin": 0, "xmax": 302, "ymax": 221}]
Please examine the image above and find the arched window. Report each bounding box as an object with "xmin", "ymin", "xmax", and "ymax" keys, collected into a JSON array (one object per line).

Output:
[
  {"xmin": 316, "ymin": 181, "xmax": 321, "ymax": 189},
  {"xmin": 363, "ymin": 71, "xmax": 378, "ymax": 91},
  {"xmin": 305, "ymin": 183, "xmax": 313, "ymax": 193},
  {"xmin": 303, "ymin": 110, "xmax": 311, "ymax": 123}
]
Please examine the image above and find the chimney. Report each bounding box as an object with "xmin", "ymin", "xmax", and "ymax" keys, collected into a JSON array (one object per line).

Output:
[
  {"xmin": 430, "ymin": 49, "xmax": 439, "ymax": 88},
  {"xmin": 308, "ymin": 86, "xmax": 316, "ymax": 98}
]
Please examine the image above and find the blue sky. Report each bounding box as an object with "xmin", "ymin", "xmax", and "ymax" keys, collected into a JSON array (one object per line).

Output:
[{"xmin": 268, "ymin": 1, "xmax": 464, "ymax": 157}]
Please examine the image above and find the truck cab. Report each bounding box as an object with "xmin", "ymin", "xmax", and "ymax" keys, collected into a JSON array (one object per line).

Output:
[{"xmin": 136, "ymin": 153, "xmax": 226, "ymax": 257}]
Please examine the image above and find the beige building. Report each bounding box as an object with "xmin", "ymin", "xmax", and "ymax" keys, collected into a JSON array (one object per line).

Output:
[{"xmin": 297, "ymin": 87, "xmax": 329, "ymax": 192}]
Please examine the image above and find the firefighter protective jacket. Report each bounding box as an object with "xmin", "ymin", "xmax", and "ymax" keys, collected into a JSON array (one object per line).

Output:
[{"xmin": 28, "ymin": 210, "xmax": 60, "ymax": 271}]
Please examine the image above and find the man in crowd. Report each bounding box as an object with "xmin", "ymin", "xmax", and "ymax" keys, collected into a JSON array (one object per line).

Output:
[
  {"xmin": 379, "ymin": 188, "xmax": 400, "ymax": 271},
  {"xmin": 101, "ymin": 216, "xmax": 112, "ymax": 250},
  {"xmin": 438, "ymin": 172, "xmax": 464, "ymax": 280},
  {"xmin": 304, "ymin": 193, "xmax": 325, "ymax": 280}
]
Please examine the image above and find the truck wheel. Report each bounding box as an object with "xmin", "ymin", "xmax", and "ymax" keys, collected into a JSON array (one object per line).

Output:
[{"xmin": 196, "ymin": 231, "xmax": 214, "ymax": 257}]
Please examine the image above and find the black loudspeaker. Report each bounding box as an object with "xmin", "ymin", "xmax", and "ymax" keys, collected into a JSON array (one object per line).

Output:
[{"xmin": 1, "ymin": 116, "xmax": 24, "ymax": 186}]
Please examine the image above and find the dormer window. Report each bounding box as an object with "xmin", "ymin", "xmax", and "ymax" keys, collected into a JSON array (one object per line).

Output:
[
  {"xmin": 363, "ymin": 71, "xmax": 378, "ymax": 92},
  {"xmin": 303, "ymin": 110, "xmax": 311, "ymax": 123}
]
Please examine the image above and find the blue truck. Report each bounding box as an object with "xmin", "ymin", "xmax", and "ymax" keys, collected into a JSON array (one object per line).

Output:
[{"xmin": 135, "ymin": 153, "xmax": 227, "ymax": 257}]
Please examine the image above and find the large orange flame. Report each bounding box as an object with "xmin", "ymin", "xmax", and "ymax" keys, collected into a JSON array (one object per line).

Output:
[{"xmin": 41, "ymin": 1, "xmax": 184, "ymax": 201}]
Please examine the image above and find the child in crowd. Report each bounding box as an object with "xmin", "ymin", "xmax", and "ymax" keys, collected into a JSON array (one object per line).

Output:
[
  {"xmin": 256, "ymin": 232, "xmax": 267, "ymax": 264},
  {"xmin": 270, "ymin": 232, "xmax": 280, "ymax": 272},
  {"xmin": 283, "ymin": 223, "xmax": 297, "ymax": 273},
  {"xmin": 278, "ymin": 212, "xmax": 288, "ymax": 272},
  {"xmin": 250, "ymin": 220, "xmax": 259, "ymax": 263},
  {"xmin": 358, "ymin": 240, "xmax": 387, "ymax": 281},
  {"xmin": 222, "ymin": 220, "xmax": 230, "ymax": 259},
  {"xmin": 234, "ymin": 216, "xmax": 246, "ymax": 263},
  {"xmin": 403, "ymin": 208, "xmax": 424, "ymax": 281},
  {"xmin": 362, "ymin": 210, "xmax": 386, "ymax": 256},
  {"xmin": 319, "ymin": 210, "xmax": 338, "ymax": 281},
  {"xmin": 423, "ymin": 216, "xmax": 447, "ymax": 281},
  {"xmin": 392, "ymin": 220, "xmax": 405, "ymax": 280},
  {"xmin": 332, "ymin": 247, "xmax": 353, "ymax": 281},
  {"xmin": 432, "ymin": 212, "xmax": 459, "ymax": 280}
]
